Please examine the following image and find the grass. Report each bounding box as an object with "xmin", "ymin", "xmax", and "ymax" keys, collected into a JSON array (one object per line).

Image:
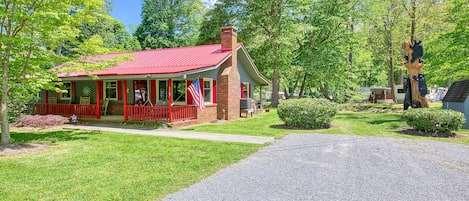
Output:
[
  {"xmin": 183, "ymin": 110, "xmax": 289, "ymax": 139},
  {"xmin": 2, "ymin": 102, "xmax": 467, "ymax": 200},
  {"xmin": 0, "ymin": 130, "xmax": 262, "ymax": 200},
  {"xmin": 184, "ymin": 106, "xmax": 469, "ymax": 144}
]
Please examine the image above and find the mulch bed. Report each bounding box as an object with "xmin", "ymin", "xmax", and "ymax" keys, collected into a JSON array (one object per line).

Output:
[{"xmin": 0, "ymin": 143, "xmax": 50, "ymax": 158}]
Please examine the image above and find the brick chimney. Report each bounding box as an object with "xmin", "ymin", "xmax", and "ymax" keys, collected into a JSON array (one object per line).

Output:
[
  {"xmin": 221, "ymin": 26, "xmax": 238, "ymax": 52},
  {"xmin": 217, "ymin": 26, "xmax": 240, "ymax": 120}
]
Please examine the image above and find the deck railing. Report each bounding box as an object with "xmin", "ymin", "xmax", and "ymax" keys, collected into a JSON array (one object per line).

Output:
[
  {"xmin": 33, "ymin": 103, "xmax": 197, "ymax": 123},
  {"xmin": 127, "ymin": 105, "xmax": 196, "ymax": 122},
  {"xmin": 33, "ymin": 103, "xmax": 96, "ymax": 117}
]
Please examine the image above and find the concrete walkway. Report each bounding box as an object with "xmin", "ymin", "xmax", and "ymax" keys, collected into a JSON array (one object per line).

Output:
[{"xmin": 62, "ymin": 125, "xmax": 274, "ymax": 144}]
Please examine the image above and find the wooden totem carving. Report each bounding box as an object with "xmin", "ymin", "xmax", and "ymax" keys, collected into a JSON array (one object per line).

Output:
[{"xmin": 402, "ymin": 40, "xmax": 429, "ymax": 108}]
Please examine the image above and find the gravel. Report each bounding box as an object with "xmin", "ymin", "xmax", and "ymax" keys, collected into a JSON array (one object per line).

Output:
[{"xmin": 163, "ymin": 134, "xmax": 469, "ymax": 201}]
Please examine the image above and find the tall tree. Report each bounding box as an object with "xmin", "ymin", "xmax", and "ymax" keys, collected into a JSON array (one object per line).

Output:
[
  {"xmin": 243, "ymin": 0, "xmax": 306, "ymax": 107},
  {"xmin": 0, "ymin": 0, "xmax": 109, "ymax": 144},
  {"xmin": 135, "ymin": 0, "xmax": 205, "ymax": 49},
  {"xmin": 58, "ymin": 1, "xmax": 141, "ymax": 57},
  {"xmin": 426, "ymin": 0, "xmax": 468, "ymax": 85},
  {"xmin": 296, "ymin": 0, "xmax": 358, "ymax": 102},
  {"xmin": 197, "ymin": 0, "xmax": 244, "ymax": 45}
]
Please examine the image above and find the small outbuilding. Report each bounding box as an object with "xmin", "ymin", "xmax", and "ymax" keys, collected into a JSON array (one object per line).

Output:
[
  {"xmin": 369, "ymin": 87, "xmax": 393, "ymax": 104},
  {"xmin": 442, "ymin": 79, "xmax": 469, "ymax": 129}
]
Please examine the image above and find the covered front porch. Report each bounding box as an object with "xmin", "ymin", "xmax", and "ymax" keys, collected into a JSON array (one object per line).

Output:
[
  {"xmin": 33, "ymin": 103, "xmax": 196, "ymax": 123},
  {"xmin": 33, "ymin": 78, "xmax": 199, "ymax": 123}
]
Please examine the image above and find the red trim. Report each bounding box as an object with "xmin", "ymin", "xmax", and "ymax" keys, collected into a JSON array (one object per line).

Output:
[
  {"xmin": 96, "ymin": 81, "xmax": 102, "ymax": 119},
  {"xmin": 199, "ymin": 78, "xmax": 204, "ymax": 104},
  {"xmin": 71, "ymin": 82, "xmax": 76, "ymax": 100},
  {"xmin": 200, "ymin": 78, "xmax": 204, "ymax": 97},
  {"xmin": 117, "ymin": 80, "xmax": 123, "ymax": 100},
  {"xmin": 45, "ymin": 90, "xmax": 49, "ymax": 103},
  {"xmin": 240, "ymin": 83, "xmax": 245, "ymax": 98},
  {"xmin": 168, "ymin": 79, "xmax": 173, "ymax": 122},
  {"xmin": 248, "ymin": 83, "xmax": 252, "ymax": 98},
  {"xmin": 150, "ymin": 80, "xmax": 156, "ymax": 104},
  {"xmin": 186, "ymin": 80, "xmax": 193, "ymax": 105},
  {"xmin": 212, "ymin": 80, "xmax": 217, "ymax": 103},
  {"xmin": 123, "ymin": 80, "xmax": 128, "ymax": 120}
]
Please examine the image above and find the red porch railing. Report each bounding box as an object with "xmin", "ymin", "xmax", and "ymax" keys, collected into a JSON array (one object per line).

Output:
[
  {"xmin": 33, "ymin": 103, "xmax": 96, "ymax": 118},
  {"xmin": 33, "ymin": 103, "xmax": 197, "ymax": 123},
  {"xmin": 127, "ymin": 105, "xmax": 196, "ymax": 122}
]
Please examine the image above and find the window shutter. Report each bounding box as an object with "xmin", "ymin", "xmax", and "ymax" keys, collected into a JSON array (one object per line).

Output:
[
  {"xmin": 212, "ymin": 80, "xmax": 217, "ymax": 103},
  {"xmin": 150, "ymin": 80, "xmax": 156, "ymax": 104},
  {"xmin": 117, "ymin": 81, "xmax": 123, "ymax": 100},
  {"xmin": 199, "ymin": 78, "xmax": 204, "ymax": 97},
  {"xmin": 71, "ymin": 82, "xmax": 76, "ymax": 100},
  {"xmin": 240, "ymin": 83, "xmax": 244, "ymax": 98},
  {"xmin": 186, "ymin": 80, "xmax": 193, "ymax": 104},
  {"xmin": 248, "ymin": 83, "xmax": 252, "ymax": 98}
]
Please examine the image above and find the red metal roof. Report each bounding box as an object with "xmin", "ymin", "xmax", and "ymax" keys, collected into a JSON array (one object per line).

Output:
[{"xmin": 58, "ymin": 43, "xmax": 239, "ymax": 78}]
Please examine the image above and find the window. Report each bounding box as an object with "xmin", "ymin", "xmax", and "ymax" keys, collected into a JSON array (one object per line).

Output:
[
  {"xmin": 204, "ymin": 79, "xmax": 212, "ymax": 103},
  {"xmin": 61, "ymin": 82, "xmax": 71, "ymax": 100},
  {"xmin": 242, "ymin": 82, "xmax": 250, "ymax": 98},
  {"xmin": 172, "ymin": 80, "xmax": 186, "ymax": 103},
  {"xmin": 104, "ymin": 81, "xmax": 118, "ymax": 100},
  {"xmin": 158, "ymin": 80, "xmax": 168, "ymax": 102}
]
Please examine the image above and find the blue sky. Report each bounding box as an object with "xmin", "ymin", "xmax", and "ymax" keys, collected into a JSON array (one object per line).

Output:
[
  {"xmin": 110, "ymin": 0, "xmax": 142, "ymax": 31},
  {"xmin": 110, "ymin": 0, "xmax": 217, "ymax": 32}
]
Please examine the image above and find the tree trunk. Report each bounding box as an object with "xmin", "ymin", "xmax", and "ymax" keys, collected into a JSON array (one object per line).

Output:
[
  {"xmin": 284, "ymin": 88, "xmax": 290, "ymax": 99},
  {"xmin": 320, "ymin": 84, "xmax": 333, "ymax": 101},
  {"xmin": 388, "ymin": 44, "xmax": 396, "ymax": 103},
  {"xmin": 1, "ymin": 61, "xmax": 10, "ymax": 145},
  {"xmin": 349, "ymin": 16, "xmax": 354, "ymax": 89},
  {"xmin": 410, "ymin": 0, "xmax": 417, "ymax": 42},
  {"xmin": 1, "ymin": 95, "xmax": 9, "ymax": 145},
  {"xmin": 299, "ymin": 73, "xmax": 308, "ymax": 97},
  {"xmin": 399, "ymin": 0, "xmax": 417, "ymax": 86},
  {"xmin": 271, "ymin": 70, "xmax": 280, "ymax": 107},
  {"xmin": 288, "ymin": 71, "xmax": 302, "ymax": 98}
]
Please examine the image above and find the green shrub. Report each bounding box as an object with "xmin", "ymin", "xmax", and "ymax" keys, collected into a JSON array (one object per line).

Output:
[
  {"xmin": 278, "ymin": 98, "xmax": 338, "ymax": 129},
  {"xmin": 402, "ymin": 108, "xmax": 466, "ymax": 137}
]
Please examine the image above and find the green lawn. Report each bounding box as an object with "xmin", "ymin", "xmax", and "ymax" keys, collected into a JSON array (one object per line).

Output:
[
  {"xmin": 0, "ymin": 130, "xmax": 261, "ymax": 200},
  {"xmin": 184, "ymin": 108, "xmax": 469, "ymax": 144},
  {"xmin": 2, "ymin": 104, "xmax": 468, "ymax": 200}
]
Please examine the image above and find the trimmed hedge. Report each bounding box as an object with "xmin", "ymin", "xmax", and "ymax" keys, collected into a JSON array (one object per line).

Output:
[
  {"xmin": 278, "ymin": 98, "xmax": 338, "ymax": 129},
  {"xmin": 402, "ymin": 108, "xmax": 466, "ymax": 137}
]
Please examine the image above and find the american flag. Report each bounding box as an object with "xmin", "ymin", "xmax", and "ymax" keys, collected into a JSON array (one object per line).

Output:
[{"xmin": 188, "ymin": 78, "xmax": 204, "ymax": 111}]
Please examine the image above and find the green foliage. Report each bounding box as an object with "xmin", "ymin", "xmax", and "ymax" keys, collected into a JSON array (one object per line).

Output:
[
  {"xmin": 0, "ymin": 0, "xmax": 111, "ymax": 144},
  {"xmin": 402, "ymin": 108, "xmax": 466, "ymax": 136},
  {"xmin": 295, "ymin": 0, "xmax": 358, "ymax": 101},
  {"xmin": 60, "ymin": 4, "xmax": 141, "ymax": 57},
  {"xmin": 134, "ymin": 0, "xmax": 205, "ymax": 49},
  {"xmin": 197, "ymin": 0, "xmax": 245, "ymax": 45},
  {"xmin": 278, "ymin": 98, "xmax": 338, "ymax": 129},
  {"xmin": 425, "ymin": 0, "xmax": 469, "ymax": 85}
]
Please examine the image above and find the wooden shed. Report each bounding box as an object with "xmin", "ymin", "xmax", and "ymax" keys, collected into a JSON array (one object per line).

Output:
[{"xmin": 442, "ymin": 79, "xmax": 469, "ymax": 129}]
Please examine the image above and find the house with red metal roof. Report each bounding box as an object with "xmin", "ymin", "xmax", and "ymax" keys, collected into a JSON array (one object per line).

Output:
[{"xmin": 34, "ymin": 27, "xmax": 270, "ymax": 126}]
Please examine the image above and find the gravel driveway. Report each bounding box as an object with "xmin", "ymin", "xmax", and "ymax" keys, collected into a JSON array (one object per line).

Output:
[{"xmin": 163, "ymin": 134, "xmax": 469, "ymax": 201}]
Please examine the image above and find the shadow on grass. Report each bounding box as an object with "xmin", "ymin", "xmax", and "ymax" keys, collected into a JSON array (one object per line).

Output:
[
  {"xmin": 398, "ymin": 128, "xmax": 456, "ymax": 138},
  {"xmin": 269, "ymin": 124, "xmax": 330, "ymax": 130},
  {"xmin": 10, "ymin": 130, "xmax": 93, "ymax": 143},
  {"xmin": 368, "ymin": 119, "xmax": 403, "ymax": 125},
  {"xmin": 336, "ymin": 113, "xmax": 369, "ymax": 120}
]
